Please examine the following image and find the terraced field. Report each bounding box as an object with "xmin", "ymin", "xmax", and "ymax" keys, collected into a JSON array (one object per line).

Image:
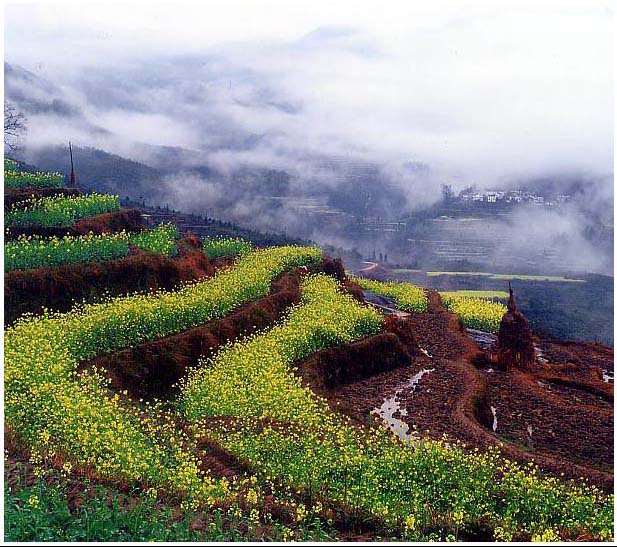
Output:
[
  {"xmin": 427, "ymin": 271, "xmax": 586, "ymax": 283},
  {"xmin": 5, "ymin": 224, "xmax": 179, "ymax": 271},
  {"xmin": 4, "ymin": 161, "xmax": 614, "ymax": 542}
]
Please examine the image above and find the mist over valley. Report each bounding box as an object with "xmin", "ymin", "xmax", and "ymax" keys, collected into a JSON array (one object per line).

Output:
[{"xmin": 4, "ymin": 2, "xmax": 614, "ymax": 345}]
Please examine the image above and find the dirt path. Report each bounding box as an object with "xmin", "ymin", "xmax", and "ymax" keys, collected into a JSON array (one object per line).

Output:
[{"xmin": 358, "ymin": 261, "xmax": 378, "ymax": 273}]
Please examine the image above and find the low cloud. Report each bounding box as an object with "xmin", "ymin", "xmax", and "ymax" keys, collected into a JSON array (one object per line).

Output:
[{"xmin": 4, "ymin": 2, "xmax": 613, "ymax": 274}]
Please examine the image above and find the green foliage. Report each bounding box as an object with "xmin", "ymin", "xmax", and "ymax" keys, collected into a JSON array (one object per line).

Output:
[
  {"xmin": 5, "ymin": 193, "xmax": 120, "ymax": 228},
  {"xmin": 427, "ymin": 271, "xmax": 494, "ymax": 277},
  {"xmin": 353, "ymin": 277, "xmax": 506, "ymax": 332},
  {"xmin": 5, "ymin": 232, "xmax": 128, "ymax": 272},
  {"xmin": 5, "ymin": 471, "xmax": 335, "ymax": 542},
  {"xmin": 489, "ymin": 274, "xmax": 585, "ymax": 283},
  {"xmin": 427, "ymin": 271, "xmax": 585, "ymax": 283},
  {"xmin": 440, "ymin": 294, "xmax": 507, "ymax": 333},
  {"xmin": 127, "ymin": 223, "xmax": 179, "ymax": 257},
  {"xmin": 5, "ymin": 247, "xmax": 321, "ymax": 504},
  {"xmin": 3, "ymin": 220, "xmax": 612, "ymax": 542},
  {"xmin": 179, "ymin": 276, "xmax": 612, "ymax": 540},
  {"xmin": 4, "ymin": 159, "xmax": 65, "ymax": 188},
  {"xmin": 217, "ymin": 427, "xmax": 613, "ymax": 541},
  {"xmin": 354, "ymin": 277, "xmax": 428, "ymax": 312},
  {"xmin": 5, "ymin": 170, "xmax": 65, "ymax": 189},
  {"xmin": 202, "ymin": 236, "xmax": 254, "ymax": 259},
  {"xmin": 5, "ymin": 158, "xmax": 18, "ymax": 170},
  {"xmin": 5, "ymin": 479, "xmax": 193, "ymax": 542},
  {"xmin": 179, "ymin": 274, "xmax": 384, "ymax": 422},
  {"xmin": 439, "ymin": 290, "xmax": 509, "ymax": 299},
  {"xmin": 4, "ymin": 224, "xmax": 179, "ymax": 272}
]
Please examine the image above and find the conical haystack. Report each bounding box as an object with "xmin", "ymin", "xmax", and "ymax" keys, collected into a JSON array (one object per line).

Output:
[{"xmin": 496, "ymin": 283, "xmax": 535, "ymax": 372}]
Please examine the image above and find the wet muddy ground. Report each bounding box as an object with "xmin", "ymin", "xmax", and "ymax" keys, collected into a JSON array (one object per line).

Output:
[
  {"xmin": 6, "ymin": 249, "xmax": 614, "ymax": 523},
  {"xmin": 327, "ymin": 290, "xmax": 614, "ymax": 490}
]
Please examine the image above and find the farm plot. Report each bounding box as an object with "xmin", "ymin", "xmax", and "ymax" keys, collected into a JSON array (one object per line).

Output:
[
  {"xmin": 4, "ymin": 224, "xmax": 179, "ymax": 272},
  {"xmin": 4, "ymin": 160, "xmax": 65, "ymax": 188},
  {"xmin": 3, "ymin": 178, "xmax": 613, "ymax": 541},
  {"xmin": 5, "ymin": 246, "xmax": 321, "ymax": 506},
  {"xmin": 179, "ymin": 275, "xmax": 612, "ymax": 541},
  {"xmin": 5, "ymin": 193, "xmax": 121, "ymax": 228},
  {"xmin": 202, "ymin": 236, "xmax": 253, "ymax": 258},
  {"xmin": 354, "ymin": 277, "xmax": 428, "ymax": 313},
  {"xmin": 355, "ymin": 277, "xmax": 507, "ymax": 334},
  {"xmin": 439, "ymin": 293, "xmax": 507, "ymax": 333}
]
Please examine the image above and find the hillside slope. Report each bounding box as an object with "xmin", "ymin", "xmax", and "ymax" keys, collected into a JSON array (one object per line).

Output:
[{"xmin": 4, "ymin": 160, "xmax": 614, "ymax": 543}]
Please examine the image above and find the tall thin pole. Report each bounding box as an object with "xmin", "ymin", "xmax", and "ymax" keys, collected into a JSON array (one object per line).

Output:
[{"xmin": 69, "ymin": 141, "xmax": 77, "ymax": 188}]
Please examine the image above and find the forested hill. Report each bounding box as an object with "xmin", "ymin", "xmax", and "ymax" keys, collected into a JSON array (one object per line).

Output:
[{"xmin": 19, "ymin": 145, "xmax": 164, "ymax": 201}]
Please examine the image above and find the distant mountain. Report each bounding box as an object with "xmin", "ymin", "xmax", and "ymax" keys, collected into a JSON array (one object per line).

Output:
[
  {"xmin": 24, "ymin": 145, "xmax": 164, "ymax": 201},
  {"xmin": 4, "ymin": 63, "xmax": 110, "ymax": 135},
  {"xmin": 5, "ymin": 61, "xmax": 412, "ymax": 223}
]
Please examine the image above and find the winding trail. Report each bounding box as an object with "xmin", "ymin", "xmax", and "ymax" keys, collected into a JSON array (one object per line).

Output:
[{"xmin": 358, "ymin": 261, "xmax": 379, "ymax": 273}]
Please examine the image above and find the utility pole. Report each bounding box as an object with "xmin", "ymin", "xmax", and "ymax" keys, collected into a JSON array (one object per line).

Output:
[{"xmin": 69, "ymin": 141, "xmax": 77, "ymax": 188}]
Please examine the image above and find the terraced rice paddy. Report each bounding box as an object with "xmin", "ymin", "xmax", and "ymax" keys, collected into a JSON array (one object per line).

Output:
[{"xmin": 438, "ymin": 290, "xmax": 509, "ymax": 299}]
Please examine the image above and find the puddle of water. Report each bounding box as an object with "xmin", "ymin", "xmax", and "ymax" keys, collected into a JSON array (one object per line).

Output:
[
  {"xmin": 372, "ymin": 368, "xmax": 434, "ymax": 442},
  {"xmin": 490, "ymin": 405, "xmax": 498, "ymax": 432},
  {"xmin": 602, "ymin": 369, "xmax": 614, "ymax": 383},
  {"xmin": 467, "ymin": 328, "xmax": 497, "ymax": 351},
  {"xmin": 533, "ymin": 344, "xmax": 548, "ymax": 364},
  {"xmin": 362, "ymin": 290, "xmax": 411, "ymax": 318}
]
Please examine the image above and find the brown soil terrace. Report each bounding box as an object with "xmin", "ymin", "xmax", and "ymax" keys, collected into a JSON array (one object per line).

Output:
[
  {"xmin": 330, "ymin": 292, "xmax": 614, "ymax": 491},
  {"xmin": 6, "ymin": 252, "xmax": 415, "ymax": 538},
  {"xmin": 5, "ymin": 235, "xmax": 220, "ymax": 326},
  {"xmin": 79, "ymin": 267, "xmax": 305, "ymax": 400},
  {"xmin": 71, "ymin": 262, "xmax": 613, "ymax": 491},
  {"xmin": 4, "ymin": 186, "xmax": 141, "ymax": 240},
  {"xmin": 5, "ymin": 431, "xmax": 293, "ymax": 539},
  {"xmin": 6, "ymin": 421, "xmax": 385, "ymax": 540},
  {"xmin": 4, "ymin": 213, "xmax": 614, "ymax": 538},
  {"xmin": 76, "ymin": 257, "xmax": 366, "ymax": 401}
]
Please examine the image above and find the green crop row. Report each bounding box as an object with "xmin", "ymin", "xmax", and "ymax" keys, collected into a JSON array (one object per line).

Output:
[
  {"xmin": 202, "ymin": 237, "xmax": 254, "ymax": 259},
  {"xmin": 5, "ymin": 232, "xmax": 127, "ymax": 272},
  {"xmin": 5, "ymin": 193, "xmax": 120, "ymax": 228},
  {"xmin": 353, "ymin": 277, "xmax": 507, "ymax": 333},
  {"xmin": 427, "ymin": 271, "xmax": 585, "ymax": 283},
  {"xmin": 127, "ymin": 223, "xmax": 179, "ymax": 257},
  {"xmin": 5, "ymin": 246, "xmax": 321, "ymax": 507},
  {"xmin": 180, "ymin": 275, "xmax": 612, "ymax": 541},
  {"xmin": 353, "ymin": 277, "xmax": 428, "ymax": 312},
  {"xmin": 178, "ymin": 274, "xmax": 384, "ymax": 422},
  {"xmin": 4, "ymin": 158, "xmax": 65, "ymax": 187},
  {"xmin": 5, "ymin": 470, "xmax": 336, "ymax": 542},
  {"xmin": 5, "ymin": 224, "xmax": 179, "ymax": 272},
  {"xmin": 440, "ymin": 294, "xmax": 507, "ymax": 333},
  {"xmin": 5, "ymin": 169, "xmax": 65, "ymax": 188}
]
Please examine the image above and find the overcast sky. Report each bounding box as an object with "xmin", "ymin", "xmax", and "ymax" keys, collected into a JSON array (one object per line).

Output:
[{"xmin": 4, "ymin": 0, "xmax": 614, "ymax": 186}]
